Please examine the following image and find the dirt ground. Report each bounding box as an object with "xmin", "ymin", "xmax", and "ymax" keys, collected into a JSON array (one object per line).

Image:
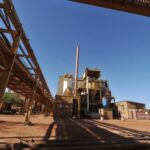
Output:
[
  {"xmin": 0, "ymin": 114, "xmax": 149, "ymax": 144},
  {"xmin": 99, "ymin": 119, "xmax": 150, "ymax": 132},
  {"xmin": 0, "ymin": 114, "xmax": 55, "ymax": 143}
]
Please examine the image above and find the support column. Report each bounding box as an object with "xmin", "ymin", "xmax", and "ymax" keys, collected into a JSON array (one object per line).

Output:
[
  {"xmin": 24, "ymin": 103, "xmax": 32, "ymax": 125},
  {"xmin": 34, "ymin": 99, "xmax": 38, "ymax": 114},
  {"xmin": 0, "ymin": 102, "xmax": 3, "ymax": 111},
  {"xmin": 41, "ymin": 104, "xmax": 45, "ymax": 114},
  {"xmin": 22, "ymin": 96, "xmax": 28, "ymax": 113},
  {"xmin": 45, "ymin": 99, "xmax": 49, "ymax": 116},
  {"xmin": 24, "ymin": 72, "xmax": 39, "ymax": 125},
  {"xmin": 24, "ymin": 91, "xmax": 35, "ymax": 125}
]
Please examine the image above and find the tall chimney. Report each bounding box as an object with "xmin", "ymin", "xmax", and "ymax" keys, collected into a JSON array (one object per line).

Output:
[{"xmin": 74, "ymin": 45, "xmax": 79, "ymax": 96}]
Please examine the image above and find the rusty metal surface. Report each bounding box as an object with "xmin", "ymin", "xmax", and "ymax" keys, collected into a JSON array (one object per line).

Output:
[
  {"xmin": 71, "ymin": 0, "xmax": 150, "ymax": 17},
  {"xmin": 0, "ymin": 0, "xmax": 53, "ymax": 105}
]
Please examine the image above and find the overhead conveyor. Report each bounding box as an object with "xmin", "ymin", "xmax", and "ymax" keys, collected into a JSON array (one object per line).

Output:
[
  {"xmin": 71, "ymin": 0, "xmax": 150, "ymax": 16},
  {"xmin": 0, "ymin": 0, "xmax": 53, "ymax": 122}
]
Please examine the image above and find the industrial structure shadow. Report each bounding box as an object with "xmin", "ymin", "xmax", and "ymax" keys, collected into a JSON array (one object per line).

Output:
[
  {"xmin": 0, "ymin": 113, "xmax": 150, "ymax": 150},
  {"xmin": 24, "ymin": 112, "xmax": 150, "ymax": 150},
  {"xmin": 91, "ymin": 120, "xmax": 150, "ymax": 137}
]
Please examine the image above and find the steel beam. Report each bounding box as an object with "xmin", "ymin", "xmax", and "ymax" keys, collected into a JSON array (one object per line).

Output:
[
  {"xmin": 0, "ymin": 28, "xmax": 15, "ymax": 35},
  {"xmin": 0, "ymin": 47, "xmax": 7, "ymax": 67},
  {"xmin": 0, "ymin": 33, "xmax": 21, "ymax": 102}
]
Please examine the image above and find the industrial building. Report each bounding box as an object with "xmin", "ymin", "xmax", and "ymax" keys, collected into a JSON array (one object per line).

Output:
[
  {"xmin": 116, "ymin": 101, "xmax": 150, "ymax": 120},
  {"xmin": 56, "ymin": 68, "xmax": 117, "ymax": 119}
]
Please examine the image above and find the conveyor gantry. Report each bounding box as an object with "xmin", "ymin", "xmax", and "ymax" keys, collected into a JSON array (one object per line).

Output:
[
  {"xmin": 71, "ymin": 0, "xmax": 150, "ymax": 16},
  {"xmin": 0, "ymin": 0, "xmax": 53, "ymax": 112}
]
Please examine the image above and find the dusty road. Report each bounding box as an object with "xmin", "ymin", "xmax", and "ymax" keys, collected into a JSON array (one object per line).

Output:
[{"xmin": 0, "ymin": 115, "xmax": 149, "ymax": 149}]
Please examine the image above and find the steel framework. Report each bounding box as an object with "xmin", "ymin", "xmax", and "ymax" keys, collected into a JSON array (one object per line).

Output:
[
  {"xmin": 0, "ymin": 0, "xmax": 53, "ymax": 115},
  {"xmin": 71, "ymin": 0, "xmax": 150, "ymax": 16}
]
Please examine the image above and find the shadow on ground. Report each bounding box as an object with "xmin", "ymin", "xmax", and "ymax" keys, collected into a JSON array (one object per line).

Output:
[
  {"xmin": 22, "ymin": 111, "xmax": 150, "ymax": 150},
  {"xmin": 0, "ymin": 111, "xmax": 150, "ymax": 150}
]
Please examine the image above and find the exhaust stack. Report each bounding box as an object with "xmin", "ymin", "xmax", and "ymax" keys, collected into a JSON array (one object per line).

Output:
[{"xmin": 74, "ymin": 45, "xmax": 79, "ymax": 96}]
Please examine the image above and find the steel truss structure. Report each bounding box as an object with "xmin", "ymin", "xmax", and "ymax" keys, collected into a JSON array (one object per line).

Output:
[
  {"xmin": 71, "ymin": 0, "xmax": 150, "ymax": 16},
  {"xmin": 0, "ymin": 0, "xmax": 53, "ymax": 112}
]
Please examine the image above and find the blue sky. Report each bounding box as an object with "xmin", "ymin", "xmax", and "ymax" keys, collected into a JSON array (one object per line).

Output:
[{"xmin": 12, "ymin": 0, "xmax": 150, "ymax": 108}]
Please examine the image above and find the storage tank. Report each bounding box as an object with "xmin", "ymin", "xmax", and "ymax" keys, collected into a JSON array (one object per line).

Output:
[
  {"xmin": 102, "ymin": 97, "xmax": 109, "ymax": 108},
  {"xmin": 63, "ymin": 78, "xmax": 74, "ymax": 94}
]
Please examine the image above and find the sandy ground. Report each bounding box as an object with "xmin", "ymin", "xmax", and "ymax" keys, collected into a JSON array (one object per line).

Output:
[
  {"xmin": 0, "ymin": 115, "xmax": 149, "ymax": 144},
  {"xmin": 0, "ymin": 115, "xmax": 55, "ymax": 143},
  {"xmin": 98, "ymin": 119, "xmax": 150, "ymax": 132}
]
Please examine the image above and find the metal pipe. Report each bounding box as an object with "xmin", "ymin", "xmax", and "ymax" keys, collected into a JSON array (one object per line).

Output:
[
  {"xmin": 86, "ymin": 76, "xmax": 89, "ymax": 113},
  {"xmin": 74, "ymin": 45, "xmax": 79, "ymax": 96}
]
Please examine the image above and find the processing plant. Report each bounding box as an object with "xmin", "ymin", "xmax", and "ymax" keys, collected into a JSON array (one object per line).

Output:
[{"xmin": 56, "ymin": 68, "xmax": 118, "ymax": 119}]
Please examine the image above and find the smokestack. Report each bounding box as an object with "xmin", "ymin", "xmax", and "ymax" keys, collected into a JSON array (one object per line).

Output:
[{"xmin": 74, "ymin": 45, "xmax": 79, "ymax": 96}]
